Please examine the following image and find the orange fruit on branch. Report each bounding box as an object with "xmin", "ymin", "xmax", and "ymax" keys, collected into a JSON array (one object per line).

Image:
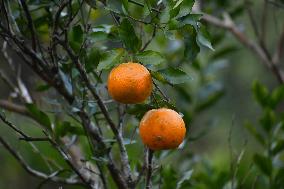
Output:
[
  {"xmin": 139, "ymin": 108, "xmax": 186, "ymax": 150},
  {"xmin": 107, "ymin": 62, "xmax": 152, "ymax": 104}
]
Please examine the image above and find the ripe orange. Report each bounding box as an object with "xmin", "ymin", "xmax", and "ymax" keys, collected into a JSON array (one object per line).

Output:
[
  {"xmin": 107, "ymin": 62, "xmax": 152, "ymax": 104},
  {"xmin": 139, "ymin": 108, "xmax": 186, "ymax": 150}
]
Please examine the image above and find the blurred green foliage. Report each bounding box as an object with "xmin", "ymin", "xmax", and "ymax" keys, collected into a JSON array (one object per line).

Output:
[{"xmin": 0, "ymin": 0, "xmax": 284, "ymax": 189}]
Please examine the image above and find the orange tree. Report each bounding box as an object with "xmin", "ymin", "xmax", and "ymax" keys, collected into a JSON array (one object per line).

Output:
[
  {"xmin": 1, "ymin": 0, "xmax": 284, "ymax": 189},
  {"xmin": 0, "ymin": 1, "xmax": 212, "ymax": 188}
]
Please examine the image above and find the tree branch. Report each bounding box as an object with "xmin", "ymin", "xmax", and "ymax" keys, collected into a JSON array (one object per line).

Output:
[
  {"xmin": 19, "ymin": 0, "xmax": 37, "ymax": 51},
  {"xmin": 0, "ymin": 136, "xmax": 83, "ymax": 186},
  {"xmin": 0, "ymin": 108, "xmax": 94, "ymax": 188},
  {"xmin": 57, "ymin": 38, "xmax": 132, "ymax": 187},
  {"xmin": 145, "ymin": 149, "xmax": 154, "ymax": 189},
  {"xmin": 202, "ymin": 13, "xmax": 284, "ymax": 84}
]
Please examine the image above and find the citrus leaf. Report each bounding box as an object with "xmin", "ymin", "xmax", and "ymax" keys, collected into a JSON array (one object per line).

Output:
[
  {"xmin": 158, "ymin": 67, "xmax": 191, "ymax": 85},
  {"xmin": 26, "ymin": 103, "xmax": 52, "ymax": 131},
  {"xmin": 197, "ymin": 25, "xmax": 214, "ymax": 51},
  {"xmin": 55, "ymin": 121, "xmax": 84, "ymax": 138},
  {"xmin": 118, "ymin": 19, "xmax": 141, "ymax": 53},
  {"xmin": 136, "ymin": 50, "xmax": 166, "ymax": 71},
  {"xmin": 120, "ymin": 0, "xmax": 129, "ymax": 14},
  {"xmin": 173, "ymin": 0, "xmax": 184, "ymax": 9},
  {"xmin": 126, "ymin": 104, "xmax": 155, "ymax": 119},
  {"xmin": 97, "ymin": 48, "xmax": 125, "ymax": 71},
  {"xmin": 244, "ymin": 122, "xmax": 265, "ymax": 146},
  {"xmin": 259, "ymin": 109, "xmax": 276, "ymax": 132},
  {"xmin": 181, "ymin": 25, "xmax": 200, "ymax": 61},
  {"xmin": 85, "ymin": 48, "xmax": 101, "ymax": 72},
  {"xmin": 252, "ymin": 80, "xmax": 270, "ymax": 107},
  {"xmin": 253, "ymin": 153, "xmax": 272, "ymax": 176},
  {"xmin": 36, "ymin": 84, "xmax": 51, "ymax": 92},
  {"xmin": 270, "ymin": 85, "xmax": 284, "ymax": 108},
  {"xmin": 177, "ymin": 13, "xmax": 202, "ymax": 29},
  {"xmin": 272, "ymin": 139, "xmax": 284, "ymax": 155},
  {"xmin": 68, "ymin": 25, "xmax": 83, "ymax": 52},
  {"xmin": 177, "ymin": 169, "xmax": 194, "ymax": 189}
]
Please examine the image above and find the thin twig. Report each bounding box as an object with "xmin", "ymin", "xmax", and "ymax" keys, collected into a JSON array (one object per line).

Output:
[
  {"xmin": 228, "ymin": 115, "xmax": 235, "ymax": 189},
  {"xmin": 145, "ymin": 149, "xmax": 154, "ymax": 189},
  {"xmin": 140, "ymin": 25, "xmax": 157, "ymax": 52},
  {"xmin": 0, "ymin": 136, "xmax": 83, "ymax": 186},
  {"xmin": 267, "ymin": 0, "xmax": 284, "ymax": 8},
  {"xmin": 128, "ymin": 0, "xmax": 161, "ymax": 13},
  {"xmin": 202, "ymin": 13, "xmax": 284, "ymax": 84},
  {"xmin": 244, "ymin": 0, "xmax": 259, "ymax": 39},
  {"xmin": 57, "ymin": 38, "xmax": 131, "ymax": 187},
  {"xmin": 134, "ymin": 147, "xmax": 147, "ymax": 186},
  {"xmin": 0, "ymin": 112, "xmax": 30, "ymax": 138},
  {"xmin": 19, "ymin": 0, "xmax": 37, "ymax": 51}
]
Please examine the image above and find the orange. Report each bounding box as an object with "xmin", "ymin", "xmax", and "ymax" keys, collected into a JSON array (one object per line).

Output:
[
  {"xmin": 139, "ymin": 108, "xmax": 186, "ymax": 150},
  {"xmin": 107, "ymin": 62, "xmax": 152, "ymax": 104}
]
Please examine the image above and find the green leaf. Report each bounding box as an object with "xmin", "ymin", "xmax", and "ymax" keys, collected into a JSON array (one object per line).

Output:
[
  {"xmin": 85, "ymin": 0, "xmax": 96, "ymax": 8},
  {"xmin": 173, "ymin": 0, "xmax": 184, "ymax": 9},
  {"xmin": 274, "ymin": 169, "xmax": 284, "ymax": 187},
  {"xmin": 151, "ymin": 71, "xmax": 168, "ymax": 84},
  {"xmin": 270, "ymin": 85, "xmax": 284, "ymax": 108},
  {"xmin": 126, "ymin": 104, "xmax": 155, "ymax": 119},
  {"xmin": 177, "ymin": 169, "xmax": 194, "ymax": 189},
  {"xmin": 118, "ymin": 19, "xmax": 141, "ymax": 53},
  {"xmin": 85, "ymin": 48, "xmax": 101, "ymax": 72},
  {"xmin": 36, "ymin": 84, "xmax": 51, "ymax": 92},
  {"xmin": 59, "ymin": 70, "xmax": 73, "ymax": 96},
  {"xmin": 176, "ymin": 0, "xmax": 195, "ymax": 18},
  {"xmin": 210, "ymin": 45, "xmax": 238, "ymax": 60},
  {"xmin": 161, "ymin": 166, "xmax": 178, "ymax": 189},
  {"xmin": 252, "ymin": 80, "xmax": 270, "ymax": 107},
  {"xmin": 91, "ymin": 25, "xmax": 118, "ymax": 42},
  {"xmin": 26, "ymin": 103, "xmax": 52, "ymax": 131},
  {"xmin": 158, "ymin": 67, "xmax": 191, "ymax": 85},
  {"xmin": 259, "ymin": 109, "xmax": 276, "ymax": 132},
  {"xmin": 170, "ymin": 4, "xmax": 180, "ymax": 19},
  {"xmin": 272, "ymin": 139, "xmax": 284, "ymax": 155},
  {"xmin": 90, "ymin": 31, "xmax": 108, "ymax": 42},
  {"xmin": 136, "ymin": 50, "xmax": 166, "ymax": 71},
  {"xmin": 97, "ymin": 48, "xmax": 125, "ymax": 71},
  {"xmin": 68, "ymin": 25, "xmax": 83, "ymax": 52},
  {"xmin": 120, "ymin": 0, "xmax": 129, "ymax": 14},
  {"xmin": 177, "ymin": 13, "xmax": 202, "ymax": 29},
  {"xmin": 152, "ymin": 93, "xmax": 177, "ymax": 110},
  {"xmin": 244, "ymin": 121, "xmax": 265, "ymax": 146},
  {"xmin": 182, "ymin": 25, "xmax": 200, "ymax": 61},
  {"xmin": 55, "ymin": 121, "xmax": 84, "ymax": 138},
  {"xmin": 197, "ymin": 25, "xmax": 214, "ymax": 51},
  {"xmin": 253, "ymin": 153, "xmax": 272, "ymax": 176}
]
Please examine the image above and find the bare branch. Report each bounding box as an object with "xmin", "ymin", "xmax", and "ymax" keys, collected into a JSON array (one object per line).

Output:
[
  {"xmin": 0, "ymin": 136, "xmax": 83, "ymax": 186},
  {"xmin": 0, "ymin": 111, "xmax": 31, "ymax": 138},
  {"xmin": 0, "ymin": 107, "xmax": 97, "ymax": 188},
  {"xmin": 202, "ymin": 13, "xmax": 284, "ymax": 84},
  {"xmin": 145, "ymin": 149, "xmax": 154, "ymax": 189},
  {"xmin": 128, "ymin": 0, "xmax": 161, "ymax": 13},
  {"xmin": 18, "ymin": 0, "xmax": 37, "ymax": 51},
  {"xmin": 140, "ymin": 25, "xmax": 157, "ymax": 52},
  {"xmin": 244, "ymin": 0, "xmax": 259, "ymax": 39},
  {"xmin": 259, "ymin": 0, "xmax": 269, "ymax": 46},
  {"xmin": 134, "ymin": 147, "xmax": 147, "ymax": 186},
  {"xmin": 268, "ymin": 0, "xmax": 284, "ymax": 8},
  {"xmin": 273, "ymin": 25, "xmax": 284, "ymax": 64}
]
